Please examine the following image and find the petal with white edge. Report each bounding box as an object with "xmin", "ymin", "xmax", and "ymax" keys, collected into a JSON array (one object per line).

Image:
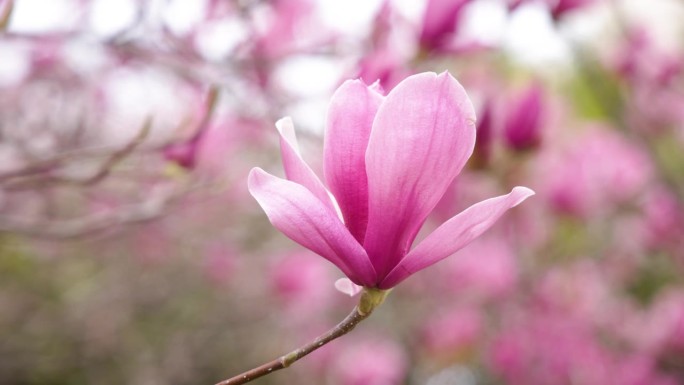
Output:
[{"xmin": 248, "ymin": 168, "xmax": 377, "ymax": 286}]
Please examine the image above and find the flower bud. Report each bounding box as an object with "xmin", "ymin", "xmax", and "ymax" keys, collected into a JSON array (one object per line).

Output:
[{"xmin": 503, "ymin": 83, "xmax": 544, "ymax": 152}]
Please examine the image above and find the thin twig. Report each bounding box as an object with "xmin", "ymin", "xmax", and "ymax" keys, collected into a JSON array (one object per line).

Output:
[
  {"xmin": 3, "ymin": 118, "xmax": 152, "ymax": 190},
  {"xmin": 0, "ymin": 181, "xmax": 200, "ymax": 239},
  {"xmin": 215, "ymin": 288, "xmax": 389, "ymax": 385},
  {"xmin": 0, "ymin": 0, "xmax": 13, "ymax": 31}
]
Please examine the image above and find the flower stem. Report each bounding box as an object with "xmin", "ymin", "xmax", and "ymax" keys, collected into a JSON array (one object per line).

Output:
[{"xmin": 214, "ymin": 288, "xmax": 390, "ymax": 385}]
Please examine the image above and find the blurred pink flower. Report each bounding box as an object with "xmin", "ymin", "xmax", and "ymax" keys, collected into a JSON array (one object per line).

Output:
[
  {"xmin": 507, "ymin": 0, "xmax": 527, "ymax": 10},
  {"xmin": 612, "ymin": 28, "xmax": 684, "ymax": 133},
  {"xmin": 548, "ymin": 0, "xmax": 595, "ymax": 20},
  {"xmin": 541, "ymin": 127, "xmax": 652, "ymax": 218},
  {"xmin": 503, "ymin": 82, "xmax": 544, "ymax": 151},
  {"xmin": 248, "ymin": 72, "xmax": 534, "ymax": 289},
  {"xmin": 472, "ymin": 98, "xmax": 494, "ymax": 167},
  {"xmin": 270, "ymin": 251, "xmax": 335, "ymax": 315},
  {"xmin": 615, "ymin": 27, "xmax": 656, "ymax": 83},
  {"xmin": 641, "ymin": 186, "xmax": 684, "ymax": 255},
  {"xmin": 489, "ymin": 312, "xmax": 615, "ymax": 385},
  {"xmin": 163, "ymin": 88, "xmax": 217, "ymax": 169},
  {"xmin": 420, "ymin": 307, "xmax": 482, "ymax": 357},
  {"xmin": 193, "ymin": 118, "xmax": 263, "ymax": 178},
  {"xmin": 441, "ymin": 237, "xmax": 518, "ymax": 300},
  {"xmin": 163, "ymin": 129, "xmax": 205, "ymax": 169},
  {"xmin": 331, "ymin": 336, "xmax": 407, "ymax": 385},
  {"xmin": 535, "ymin": 261, "xmax": 621, "ymax": 327},
  {"xmin": 489, "ymin": 267, "xmax": 681, "ymax": 385},
  {"xmin": 203, "ymin": 243, "xmax": 239, "ymax": 286},
  {"xmin": 253, "ymin": 0, "xmax": 320, "ymax": 59},
  {"xmin": 419, "ymin": 0, "xmax": 470, "ymax": 52},
  {"xmin": 625, "ymin": 290, "xmax": 684, "ymax": 356},
  {"xmin": 357, "ymin": 47, "xmax": 409, "ymax": 92}
]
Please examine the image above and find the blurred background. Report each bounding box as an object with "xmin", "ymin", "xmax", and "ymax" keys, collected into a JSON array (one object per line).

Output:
[{"xmin": 1, "ymin": 0, "xmax": 684, "ymax": 384}]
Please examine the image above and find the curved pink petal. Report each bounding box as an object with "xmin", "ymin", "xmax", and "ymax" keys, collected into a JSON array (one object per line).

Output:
[
  {"xmin": 324, "ymin": 80, "xmax": 384, "ymax": 242},
  {"xmin": 379, "ymin": 186, "xmax": 535, "ymax": 288},
  {"xmin": 363, "ymin": 71, "xmax": 477, "ymax": 277},
  {"xmin": 277, "ymin": 117, "xmax": 336, "ymax": 213},
  {"xmin": 248, "ymin": 168, "xmax": 377, "ymax": 286}
]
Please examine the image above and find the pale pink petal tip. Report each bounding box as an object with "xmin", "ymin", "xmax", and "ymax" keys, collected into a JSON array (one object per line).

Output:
[
  {"xmin": 369, "ymin": 80, "xmax": 385, "ymax": 95},
  {"xmin": 275, "ymin": 116, "xmax": 297, "ymax": 149},
  {"xmin": 510, "ymin": 186, "xmax": 536, "ymax": 206},
  {"xmin": 334, "ymin": 278, "xmax": 363, "ymax": 297}
]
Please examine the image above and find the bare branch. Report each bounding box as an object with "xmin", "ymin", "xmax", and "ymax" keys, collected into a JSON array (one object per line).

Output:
[
  {"xmin": 3, "ymin": 118, "xmax": 152, "ymax": 190},
  {"xmin": 0, "ymin": 0, "xmax": 13, "ymax": 31},
  {"xmin": 214, "ymin": 289, "xmax": 390, "ymax": 385},
  {"xmin": 0, "ymin": 182, "xmax": 192, "ymax": 239}
]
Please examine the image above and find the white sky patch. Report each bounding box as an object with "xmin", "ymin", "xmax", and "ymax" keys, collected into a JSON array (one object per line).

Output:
[
  {"xmin": 88, "ymin": 0, "xmax": 138, "ymax": 38},
  {"xmin": 162, "ymin": 0, "xmax": 208, "ymax": 36},
  {"xmin": 559, "ymin": 2, "xmax": 612, "ymax": 45},
  {"xmin": 0, "ymin": 42, "xmax": 30, "ymax": 87},
  {"xmin": 274, "ymin": 55, "xmax": 345, "ymax": 98},
  {"xmin": 286, "ymin": 98, "xmax": 330, "ymax": 135},
  {"xmin": 194, "ymin": 18, "xmax": 248, "ymax": 62},
  {"xmin": 315, "ymin": 0, "xmax": 385, "ymax": 37},
  {"xmin": 102, "ymin": 69, "xmax": 191, "ymax": 145},
  {"xmin": 503, "ymin": 2, "xmax": 572, "ymax": 67},
  {"xmin": 9, "ymin": 0, "xmax": 81, "ymax": 33},
  {"xmin": 390, "ymin": 0, "xmax": 425, "ymax": 23},
  {"xmin": 459, "ymin": 0, "xmax": 508, "ymax": 46},
  {"xmin": 621, "ymin": 0, "xmax": 684, "ymax": 51},
  {"xmin": 62, "ymin": 40, "xmax": 109, "ymax": 75},
  {"xmin": 6, "ymin": 0, "xmax": 684, "ymax": 123}
]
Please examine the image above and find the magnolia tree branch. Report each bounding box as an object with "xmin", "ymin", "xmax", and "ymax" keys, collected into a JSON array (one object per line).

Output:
[
  {"xmin": 215, "ymin": 288, "xmax": 390, "ymax": 385},
  {"xmin": 0, "ymin": 0, "xmax": 13, "ymax": 31},
  {"xmin": 2, "ymin": 118, "xmax": 152, "ymax": 190},
  {"xmin": 0, "ymin": 181, "xmax": 202, "ymax": 239}
]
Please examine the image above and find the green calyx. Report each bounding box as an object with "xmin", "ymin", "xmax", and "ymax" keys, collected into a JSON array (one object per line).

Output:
[{"xmin": 358, "ymin": 288, "xmax": 390, "ymax": 316}]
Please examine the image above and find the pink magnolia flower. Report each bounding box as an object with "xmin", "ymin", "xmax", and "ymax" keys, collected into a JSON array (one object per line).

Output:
[{"xmin": 248, "ymin": 72, "xmax": 534, "ymax": 289}]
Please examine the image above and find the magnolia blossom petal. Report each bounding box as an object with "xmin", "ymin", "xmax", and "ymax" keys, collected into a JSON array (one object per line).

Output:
[
  {"xmin": 248, "ymin": 168, "xmax": 377, "ymax": 286},
  {"xmin": 379, "ymin": 187, "xmax": 535, "ymax": 288},
  {"xmin": 324, "ymin": 80, "xmax": 384, "ymax": 242},
  {"xmin": 363, "ymin": 71, "xmax": 477, "ymax": 277},
  {"xmin": 334, "ymin": 278, "xmax": 363, "ymax": 297},
  {"xmin": 277, "ymin": 117, "xmax": 335, "ymax": 213}
]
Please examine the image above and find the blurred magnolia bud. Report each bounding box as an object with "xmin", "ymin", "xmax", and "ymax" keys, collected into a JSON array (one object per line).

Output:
[
  {"xmin": 548, "ymin": 0, "xmax": 595, "ymax": 21},
  {"xmin": 503, "ymin": 83, "xmax": 544, "ymax": 152},
  {"xmin": 163, "ymin": 134, "xmax": 202, "ymax": 169},
  {"xmin": 357, "ymin": 47, "xmax": 408, "ymax": 92},
  {"xmin": 419, "ymin": 0, "xmax": 470, "ymax": 53},
  {"xmin": 472, "ymin": 99, "xmax": 493, "ymax": 168}
]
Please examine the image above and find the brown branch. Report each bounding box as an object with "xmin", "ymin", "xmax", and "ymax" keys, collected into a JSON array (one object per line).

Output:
[
  {"xmin": 0, "ymin": 181, "xmax": 196, "ymax": 239},
  {"xmin": 215, "ymin": 288, "xmax": 390, "ymax": 385},
  {"xmin": 0, "ymin": 141, "xmax": 153, "ymax": 182},
  {"xmin": 0, "ymin": 0, "xmax": 13, "ymax": 31},
  {"xmin": 3, "ymin": 118, "xmax": 152, "ymax": 190}
]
